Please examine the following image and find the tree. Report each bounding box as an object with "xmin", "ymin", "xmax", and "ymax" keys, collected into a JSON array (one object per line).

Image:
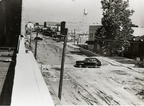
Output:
[{"xmin": 96, "ymin": 0, "xmax": 134, "ymax": 56}]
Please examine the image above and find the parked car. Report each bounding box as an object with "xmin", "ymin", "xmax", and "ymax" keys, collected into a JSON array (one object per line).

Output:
[
  {"xmin": 42, "ymin": 30, "xmax": 52, "ymax": 36},
  {"xmin": 74, "ymin": 57, "xmax": 101, "ymax": 68}
]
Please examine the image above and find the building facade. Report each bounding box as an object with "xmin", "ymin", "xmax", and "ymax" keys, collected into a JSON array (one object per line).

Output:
[
  {"xmin": 0, "ymin": 0, "xmax": 22, "ymax": 47},
  {"xmin": 87, "ymin": 25, "xmax": 101, "ymax": 51}
]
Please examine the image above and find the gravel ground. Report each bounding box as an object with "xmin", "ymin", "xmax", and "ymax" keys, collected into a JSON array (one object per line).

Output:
[{"xmin": 30, "ymin": 33, "xmax": 144, "ymax": 105}]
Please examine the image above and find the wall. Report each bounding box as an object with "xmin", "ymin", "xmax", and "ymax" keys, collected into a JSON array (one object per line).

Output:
[
  {"xmin": 88, "ymin": 25, "xmax": 101, "ymax": 51},
  {"xmin": 0, "ymin": 0, "xmax": 22, "ymax": 47}
]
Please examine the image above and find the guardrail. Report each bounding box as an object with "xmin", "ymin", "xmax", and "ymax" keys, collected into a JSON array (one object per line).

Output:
[{"xmin": 11, "ymin": 36, "xmax": 55, "ymax": 106}]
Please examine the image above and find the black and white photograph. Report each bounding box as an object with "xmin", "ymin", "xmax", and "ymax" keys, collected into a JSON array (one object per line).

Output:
[{"xmin": 0, "ymin": 0, "xmax": 144, "ymax": 105}]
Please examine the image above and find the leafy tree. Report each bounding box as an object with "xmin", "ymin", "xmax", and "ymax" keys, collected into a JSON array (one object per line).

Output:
[{"xmin": 96, "ymin": 0, "xmax": 134, "ymax": 56}]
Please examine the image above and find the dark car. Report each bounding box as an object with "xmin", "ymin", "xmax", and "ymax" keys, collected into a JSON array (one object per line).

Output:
[
  {"xmin": 74, "ymin": 57, "xmax": 101, "ymax": 68},
  {"xmin": 42, "ymin": 30, "xmax": 52, "ymax": 36}
]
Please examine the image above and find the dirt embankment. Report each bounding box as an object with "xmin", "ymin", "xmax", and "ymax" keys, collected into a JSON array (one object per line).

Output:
[{"xmin": 31, "ymin": 34, "xmax": 144, "ymax": 105}]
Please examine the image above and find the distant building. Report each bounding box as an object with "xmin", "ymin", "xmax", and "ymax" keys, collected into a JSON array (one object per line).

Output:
[
  {"xmin": 63, "ymin": 21, "xmax": 89, "ymax": 33},
  {"xmin": 46, "ymin": 21, "xmax": 61, "ymax": 32},
  {"xmin": 86, "ymin": 25, "xmax": 102, "ymax": 51}
]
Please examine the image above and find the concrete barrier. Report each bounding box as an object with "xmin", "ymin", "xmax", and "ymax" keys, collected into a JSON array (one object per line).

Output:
[{"xmin": 11, "ymin": 37, "xmax": 54, "ymax": 106}]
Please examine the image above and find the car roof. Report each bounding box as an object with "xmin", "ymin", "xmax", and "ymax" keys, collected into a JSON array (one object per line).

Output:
[{"xmin": 85, "ymin": 57, "xmax": 98, "ymax": 59}]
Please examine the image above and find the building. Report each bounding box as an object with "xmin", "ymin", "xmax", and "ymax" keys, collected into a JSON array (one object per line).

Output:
[
  {"xmin": 127, "ymin": 27, "xmax": 144, "ymax": 60},
  {"xmin": 46, "ymin": 21, "xmax": 61, "ymax": 32},
  {"xmin": 0, "ymin": 0, "xmax": 22, "ymax": 105},
  {"xmin": 86, "ymin": 25, "xmax": 102, "ymax": 51},
  {"xmin": 0, "ymin": 0, "xmax": 22, "ymax": 47},
  {"xmin": 86, "ymin": 25, "xmax": 144, "ymax": 60}
]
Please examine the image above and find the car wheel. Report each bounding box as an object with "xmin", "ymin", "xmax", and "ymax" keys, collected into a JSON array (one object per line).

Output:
[
  {"xmin": 85, "ymin": 65, "xmax": 88, "ymax": 68},
  {"xmin": 79, "ymin": 65, "xmax": 82, "ymax": 68},
  {"xmin": 94, "ymin": 65, "xmax": 98, "ymax": 68}
]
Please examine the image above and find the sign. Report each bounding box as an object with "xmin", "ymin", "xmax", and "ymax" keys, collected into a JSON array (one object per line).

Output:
[{"xmin": 27, "ymin": 22, "xmax": 34, "ymax": 31}]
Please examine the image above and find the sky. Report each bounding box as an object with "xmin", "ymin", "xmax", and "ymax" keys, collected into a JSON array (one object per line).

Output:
[{"xmin": 23, "ymin": 0, "xmax": 144, "ymax": 27}]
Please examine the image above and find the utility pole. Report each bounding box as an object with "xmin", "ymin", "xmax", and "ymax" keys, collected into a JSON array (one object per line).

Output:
[
  {"xmin": 34, "ymin": 23, "xmax": 39, "ymax": 59},
  {"xmin": 58, "ymin": 28, "xmax": 68, "ymax": 100},
  {"xmin": 74, "ymin": 29, "xmax": 76, "ymax": 44},
  {"xmin": 30, "ymin": 29, "xmax": 32, "ymax": 47},
  {"xmin": 79, "ymin": 34, "xmax": 81, "ymax": 44},
  {"xmin": 34, "ymin": 31, "xmax": 38, "ymax": 59}
]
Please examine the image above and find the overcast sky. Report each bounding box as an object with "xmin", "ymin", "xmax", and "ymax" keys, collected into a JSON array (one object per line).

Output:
[{"xmin": 23, "ymin": 0, "xmax": 144, "ymax": 27}]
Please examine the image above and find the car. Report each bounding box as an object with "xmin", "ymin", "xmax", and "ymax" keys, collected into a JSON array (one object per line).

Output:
[
  {"xmin": 74, "ymin": 57, "xmax": 101, "ymax": 68},
  {"xmin": 42, "ymin": 30, "xmax": 52, "ymax": 36}
]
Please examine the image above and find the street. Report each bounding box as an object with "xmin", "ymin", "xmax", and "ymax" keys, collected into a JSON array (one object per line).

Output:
[{"xmin": 31, "ymin": 33, "xmax": 144, "ymax": 105}]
